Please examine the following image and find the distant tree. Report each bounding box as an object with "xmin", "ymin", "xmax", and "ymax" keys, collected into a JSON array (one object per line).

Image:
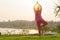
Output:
[
  {"xmin": 8, "ymin": 20, "xmax": 11, "ymax": 22},
  {"xmin": 42, "ymin": 25, "xmax": 51, "ymax": 32},
  {"xmin": 56, "ymin": 22, "xmax": 60, "ymax": 33}
]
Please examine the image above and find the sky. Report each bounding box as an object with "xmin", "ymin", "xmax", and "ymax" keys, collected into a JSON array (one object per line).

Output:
[{"xmin": 0, "ymin": 0, "xmax": 60, "ymax": 22}]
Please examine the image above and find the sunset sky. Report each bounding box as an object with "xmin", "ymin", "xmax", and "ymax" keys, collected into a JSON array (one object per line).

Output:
[{"xmin": 0, "ymin": 0, "xmax": 60, "ymax": 21}]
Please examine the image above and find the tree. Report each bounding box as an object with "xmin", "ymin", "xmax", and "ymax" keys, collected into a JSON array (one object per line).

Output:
[
  {"xmin": 56, "ymin": 22, "xmax": 60, "ymax": 33},
  {"xmin": 54, "ymin": 0, "xmax": 60, "ymax": 17}
]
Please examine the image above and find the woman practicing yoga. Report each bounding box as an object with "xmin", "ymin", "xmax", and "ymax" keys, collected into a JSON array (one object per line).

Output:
[{"xmin": 33, "ymin": 1, "xmax": 47, "ymax": 35}]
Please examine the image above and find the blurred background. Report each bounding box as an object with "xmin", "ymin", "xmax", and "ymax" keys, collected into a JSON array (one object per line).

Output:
[{"xmin": 0, "ymin": 0, "xmax": 60, "ymax": 35}]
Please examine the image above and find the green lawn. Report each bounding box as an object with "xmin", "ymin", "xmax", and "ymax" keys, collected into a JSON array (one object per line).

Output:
[{"xmin": 0, "ymin": 34, "xmax": 60, "ymax": 40}]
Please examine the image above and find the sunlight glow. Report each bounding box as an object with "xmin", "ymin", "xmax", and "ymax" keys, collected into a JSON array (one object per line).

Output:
[{"xmin": 0, "ymin": 0, "xmax": 60, "ymax": 21}]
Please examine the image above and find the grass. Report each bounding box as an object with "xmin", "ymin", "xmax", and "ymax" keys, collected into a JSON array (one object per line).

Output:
[{"xmin": 0, "ymin": 34, "xmax": 60, "ymax": 40}]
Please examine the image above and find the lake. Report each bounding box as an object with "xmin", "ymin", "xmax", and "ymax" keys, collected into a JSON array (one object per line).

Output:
[{"xmin": 0, "ymin": 28, "xmax": 38, "ymax": 35}]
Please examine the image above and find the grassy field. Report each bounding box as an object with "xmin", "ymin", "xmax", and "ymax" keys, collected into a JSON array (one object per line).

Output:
[{"xmin": 0, "ymin": 34, "xmax": 60, "ymax": 40}]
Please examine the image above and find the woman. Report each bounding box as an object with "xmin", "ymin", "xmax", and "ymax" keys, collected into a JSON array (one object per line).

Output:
[{"xmin": 33, "ymin": 2, "xmax": 47, "ymax": 35}]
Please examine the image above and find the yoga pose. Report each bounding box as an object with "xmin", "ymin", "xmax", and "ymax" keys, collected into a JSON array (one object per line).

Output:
[{"xmin": 33, "ymin": 1, "xmax": 47, "ymax": 35}]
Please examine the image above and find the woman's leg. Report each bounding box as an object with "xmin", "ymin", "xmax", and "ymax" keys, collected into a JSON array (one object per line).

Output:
[
  {"xmin": 36, "ymin": 21, "xmax": 42, "ymax": 35},
  {"xmin": 42, "ymin": 21, "xmax": 47, "ymax": 26},
  {"xmin": 41, "ymin": 18, "xmax": 47, "ymax": 26}
]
